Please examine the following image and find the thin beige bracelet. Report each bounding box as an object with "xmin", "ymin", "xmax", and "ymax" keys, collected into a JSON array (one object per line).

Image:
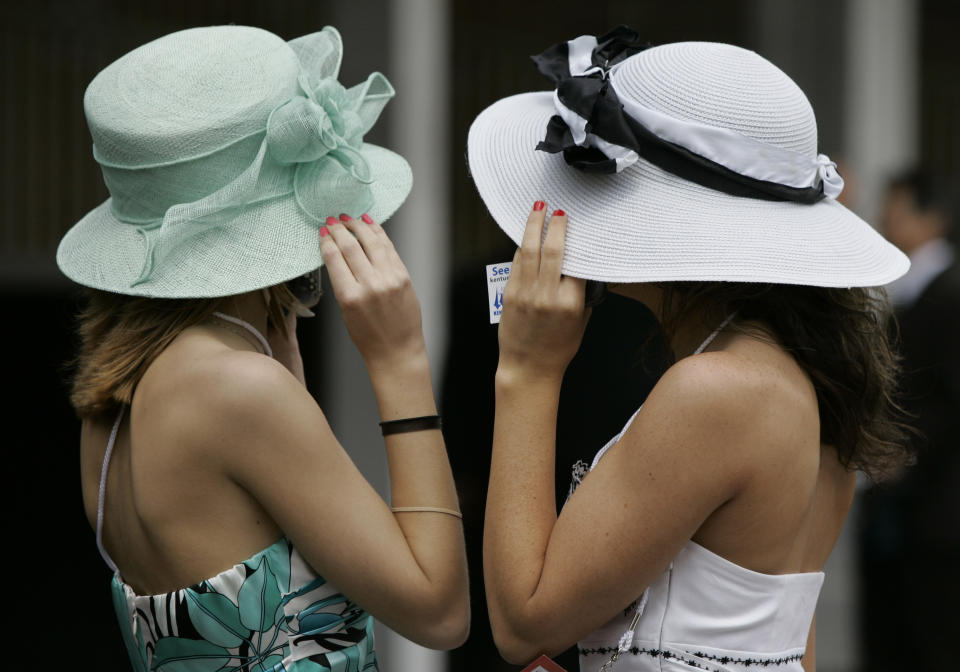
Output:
[{"xmin": 391, "ymin": 506, "xmax": 463, "ymax": 520}]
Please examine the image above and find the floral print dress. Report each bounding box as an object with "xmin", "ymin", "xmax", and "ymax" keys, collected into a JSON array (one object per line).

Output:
[{"xmin": 111, "ymin": 538, "xmax": 378, "ymax": 672}]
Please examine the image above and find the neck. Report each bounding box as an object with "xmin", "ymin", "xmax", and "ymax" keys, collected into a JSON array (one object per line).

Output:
[
  {"xmin": 218, "ymin": 290, "xmax": 270, "ymax": 340},
  {"xmin": 608, "ymin": 283, "xmax": 724, "ymax": 358}
]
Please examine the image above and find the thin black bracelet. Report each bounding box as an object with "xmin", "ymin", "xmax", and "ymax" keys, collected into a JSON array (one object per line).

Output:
[{"xmin": 379, "ymin": 415, "xmax": 442, "ymax": 436}]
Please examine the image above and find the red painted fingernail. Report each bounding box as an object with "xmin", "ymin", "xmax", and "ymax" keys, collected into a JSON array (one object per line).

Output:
[
  {"xmin": 533, "ymin": 200, "xmax": 545, "ymax": 211},
  {"xmin": 325, "ymin": 216, "xmax": 339, "ymax": 225},
  {"xmin": 553, "ymin": 209, "xmax": 565, "ymax": 217},
  {"xmin": 319, "ymin": 226, "xmax": 329, "ymax": 237},
  {"xmin": 361, "ymin": 213, "xmax": 374, "ymax": 224},
  {"xmin": 339, "ymin": 213, "xmax": 351, "ymax": 222}
]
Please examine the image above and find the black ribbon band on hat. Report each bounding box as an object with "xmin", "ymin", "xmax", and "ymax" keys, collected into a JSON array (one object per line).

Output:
[{"xmin": 530, "ymin": 28, "xmax": 828, "ymax": 205}]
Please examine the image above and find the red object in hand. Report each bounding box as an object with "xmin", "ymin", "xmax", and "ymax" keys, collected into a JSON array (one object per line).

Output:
[{"xmin": 521, "ymin": 655, "xmax": 568, "ymax": 672}]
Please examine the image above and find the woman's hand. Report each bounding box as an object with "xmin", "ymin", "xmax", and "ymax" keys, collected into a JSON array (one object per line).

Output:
[
  {"xmin": 266, "ymin": 307, "xmax": 306, "ymax": 385},
  {"xmin": 497, "ymin": 203, "xmax": 590, "ymax": 381},
  {"xmin": 319, "ymin": 214, "xmax": 426, "ymax": 372}
]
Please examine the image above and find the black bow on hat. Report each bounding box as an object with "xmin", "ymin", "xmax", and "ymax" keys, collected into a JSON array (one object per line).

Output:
[{"xmin": 531, "ymin": 26, "xmax": 652, "ymax": 174}]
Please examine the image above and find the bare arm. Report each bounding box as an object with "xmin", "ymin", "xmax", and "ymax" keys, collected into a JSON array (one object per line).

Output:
[
  {"xmin": 483, "ymin": 204, "xmax": 752, "ymax": 663},
  {"xmin": 212, "ymin": 215, "xmax": 468, "ymax": 649}
]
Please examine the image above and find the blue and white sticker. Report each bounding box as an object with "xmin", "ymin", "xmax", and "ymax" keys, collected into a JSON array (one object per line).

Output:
[{"xmin": 486, "ymin": 261, "xmax": 512, "ymax": 324}]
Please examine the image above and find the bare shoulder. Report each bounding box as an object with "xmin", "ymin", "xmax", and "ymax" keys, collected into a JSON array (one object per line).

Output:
[
  {"xmin": 635, "ymin": 347, "xmax": 818, "ymax": 461},
  {"xmin": 647, "ymin": 351, "xmax": 796, "ymax": 423},
  {"xmin": 135, "ymin": 345, "xmax": 320, "ymax": 459},
  {"xmin": 201, "ymin": 350, "xmax": 308, "ymax": 406}
]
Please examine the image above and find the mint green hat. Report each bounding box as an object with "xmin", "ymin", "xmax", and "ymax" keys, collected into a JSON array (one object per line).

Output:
[{"xmin": 57, "ymin": 25, "xmax": 413, "ymax": 298}]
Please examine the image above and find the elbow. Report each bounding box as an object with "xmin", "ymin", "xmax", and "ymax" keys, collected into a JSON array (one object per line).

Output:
[
  {"xmin": 429, "ymin": 613, "xmax": 471, "ymax": 651},
  {"xmin": 490, "ymin": 614, "xmax": 559, "ymax": 666},
  {"xmin": 492, "ymin": 631, "xmax": 554, "ymax": 666},
  {"xmin": 494, "ymin": 639, "xmax": 538, "ymax": 666},
  {"xmin": 414, "ymin": 601, "xmax": 471, "ymax": 650},
  {"xmin": 397, "ymin": 583, "xmax": 471, "ymax": 651}
]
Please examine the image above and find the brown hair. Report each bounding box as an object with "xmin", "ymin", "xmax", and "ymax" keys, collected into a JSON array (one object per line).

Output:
[
  {"xmin": 69, "ymin": 284, "xmax": 301, "ymax": 421},
  {"xmin": 654, "ymin": 282, "xmax": 912, "ymax": 482}
]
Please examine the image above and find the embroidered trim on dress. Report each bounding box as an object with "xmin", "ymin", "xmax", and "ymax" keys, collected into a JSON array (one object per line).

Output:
[
  {"xmin": 566, "ymin": 459, "xmax": 590, "ymax": 501},
  {"xmin": 578, "ymin": 646, "xmax": 805, "ymax": 670}
]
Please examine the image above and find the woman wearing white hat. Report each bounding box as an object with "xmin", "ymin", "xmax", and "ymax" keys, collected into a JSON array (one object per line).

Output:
[
  {"xmin": 470, "ymin": 28, "xmax": 911, "ymax": 672},
  {"xmin": 61, "ymin": 26, "xmax": 468, "ymax": 671}
]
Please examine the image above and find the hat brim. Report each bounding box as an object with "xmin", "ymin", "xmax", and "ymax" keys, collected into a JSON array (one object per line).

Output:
[
  {"xmin": 57, "ymin": 143, "xmax": 412, "ymax": 298},
  {"xmin": 468, "ymin": 92, "xmax": 909, "ymax": 288}
]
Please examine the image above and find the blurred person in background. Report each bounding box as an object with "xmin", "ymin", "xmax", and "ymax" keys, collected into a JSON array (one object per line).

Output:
[
  {"xmin": 859, "ymin": 168, "xmax": 959, "ymax": 671},
  {"xmin": 61, "ymin": 25, "xmax": 468, "ymax": 671}
]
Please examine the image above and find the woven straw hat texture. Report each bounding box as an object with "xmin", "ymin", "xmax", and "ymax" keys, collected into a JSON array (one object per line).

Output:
[
  {"xmin": 468, "ymin": 41, "xmax": 909, "ymax": 287},
  {"xmin": 58, "ymin": 25, "xmax": 412, "ymax": 298}
]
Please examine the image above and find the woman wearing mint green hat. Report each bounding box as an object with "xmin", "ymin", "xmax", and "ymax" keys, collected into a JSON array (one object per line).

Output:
[
  {"xmin": 469, "ymin": 29, "xmax": 912, "ymax": 671},
  {"xmin": 62, "ymin": 26, "xmax": 468, "ymax": 671}
]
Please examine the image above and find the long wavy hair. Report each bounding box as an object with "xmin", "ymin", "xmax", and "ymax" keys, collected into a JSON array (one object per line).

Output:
[
  {"xmin": 652, "ymin": 282, "xmax": 912, "ymax": 482},
  {"xmin": 68, "ymin": 285, "xmax": 302, "ymax": 421}
]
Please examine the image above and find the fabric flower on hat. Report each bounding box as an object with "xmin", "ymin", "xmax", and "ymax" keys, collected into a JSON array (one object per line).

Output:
[
  {"xmin": 267, "ymin": 75, "xmax": 382, "ymax": 182},
  {"xmin": 265, "ymin": 69, "xmax": 392, "ymax": 227}
]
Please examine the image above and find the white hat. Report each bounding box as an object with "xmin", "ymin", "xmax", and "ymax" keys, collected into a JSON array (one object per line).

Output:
[{"xmin": 467, "ymin": 29, "xmax": 909, "ymax": 287}]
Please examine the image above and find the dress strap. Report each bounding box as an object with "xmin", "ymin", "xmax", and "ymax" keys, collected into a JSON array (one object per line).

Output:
[
  {"xmin": 692, "ymin": 312, "xmax": 737, "ymax": 355},
  {"xmin": 586, "ymin": 313, "xmax": 737, "ymax": 471},
  {"xmin": 96, "ymin": 405, "xmax": 125, "ymax": 573},
  {"xmin": 212, "ymin": 311, "xmax": 273, "ymax": 358}
]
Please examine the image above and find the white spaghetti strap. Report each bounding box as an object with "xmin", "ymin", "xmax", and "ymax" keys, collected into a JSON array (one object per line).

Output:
[
  {"xmin": 96, "ymin": 405, "xmax": 125, "ymax": 573},
  {"xmin": 588, "ymin": 313, "xmax": 738, "ymax": 471},
  {"xmin": 693, "ymin": 312, "xmax": 737, "ymax": 355},
  {"xmin": 212, "ymin": 311, "xmax": 273, "ymax": 358}
]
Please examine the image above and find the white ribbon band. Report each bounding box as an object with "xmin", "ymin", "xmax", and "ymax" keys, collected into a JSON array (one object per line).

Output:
[
  {"xmin": 567, "ymin": 35, "xmax": 599, "ymax": 78},
  {"xmin": 610, "ymin": 73, "xmax": 843, "ymax": 197}
]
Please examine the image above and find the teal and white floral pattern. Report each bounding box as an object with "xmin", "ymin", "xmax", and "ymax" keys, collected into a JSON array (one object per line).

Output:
[{"xmin": 111, "ymin": 539, "xmax": 378, "ymax": 672}]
